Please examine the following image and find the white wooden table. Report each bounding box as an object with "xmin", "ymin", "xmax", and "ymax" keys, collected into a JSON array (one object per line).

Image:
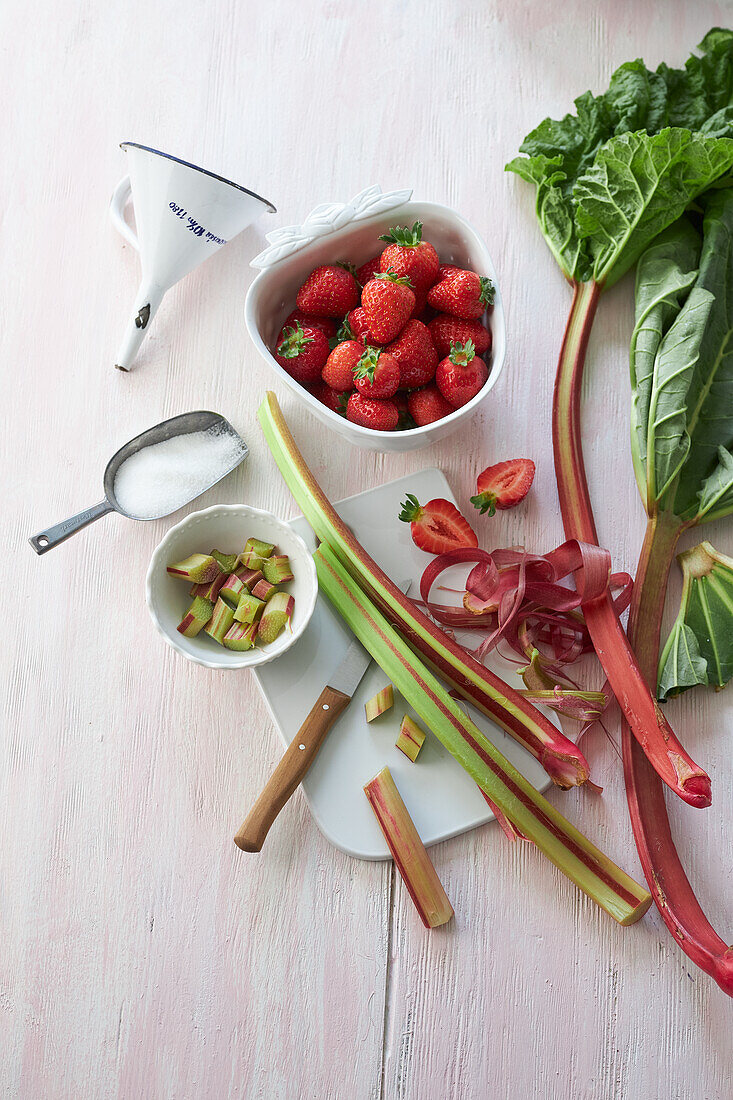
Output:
[{"xmin": 2, "ymin": 2, "xmax": 732, "ymax": 1096}]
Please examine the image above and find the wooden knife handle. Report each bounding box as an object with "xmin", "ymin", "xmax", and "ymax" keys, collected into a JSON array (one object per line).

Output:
[{"xmin": 234, "ymin": 684, "xmax": 351, "ymax": 853}]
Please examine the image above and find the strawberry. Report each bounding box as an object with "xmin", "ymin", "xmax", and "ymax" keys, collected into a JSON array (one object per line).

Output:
[
  {"xmin": 356, "ymin": 255, "xmax": 382, "ymax": 286},
  {"xmin": 296, "ymin": 264, "xmax": 360, "ymax": 317},
  {"xmin": 345, "ymin": 306, "xmax": 380, "ymax": 345},
  {"xmin": 309, "ymin": 381, "xmax": 347, "ymax": 415},
  {"xmin": 435, "ymin": 339, "xmax": 488, "ymax": 408},
  {"xmin": 470, "ymin": 459, "xmax": 536, "ymax": 516},
  {"xmin": 346, "ymin": 393, "xmax": 399, "ymax": 431},
  {"xmin": 386, "ymin": 319, "xmax": 438, "ymax": 390},
  {"xmin": 393, "ymin": 391, "xmax": 416, "ymax": 430},
  {"xmin": 322, "ymin": 340, "xmax": 364, "ymax": 391},
  {"xmin": 274, "ymin": 322, "xmax": 330, "ymax": 385},
  {"xmin": 428, "ymin": 314, "xmax": 492, "ymax": 359},
  {"xmin": 361, "ymin": 271, "xmax": 415, "ymax": 344},
  {"xmin": 353, "ymin": 347, "xmax": 400, "ymax": 399},
  {"xmin": 378, "ymin": 221, "xmax": 440, "ymax": 302},
  {"xmin": 427, "ymin": 265, "xmax": 495, "ymax": 319},
  {"xmin": 407, "ymin": 385, "xmax": 453, "ymax": 427},
  {"xmin": 398, "ymin": 494, "xmax": 478, "ymax": 554},
  {"xmin": 283, "ymin": 310, "xmax": 337, "ymax": 339}
]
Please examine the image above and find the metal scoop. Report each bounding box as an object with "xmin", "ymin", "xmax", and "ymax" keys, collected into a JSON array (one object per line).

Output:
[{"xmin": 29, "ymin": 411, "xmax": 247, "ymax": 555}]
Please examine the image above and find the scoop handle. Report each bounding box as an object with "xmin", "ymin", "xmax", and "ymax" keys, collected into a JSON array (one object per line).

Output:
[{"xmin": 28, "ymin": 499, "xmax": 115, "ymax": 554}]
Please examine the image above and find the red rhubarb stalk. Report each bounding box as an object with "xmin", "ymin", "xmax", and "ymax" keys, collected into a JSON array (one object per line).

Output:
[
  {"xmin": 552, "ymin": 281, "xmax": 711, "ymax": 808},
  {"xmin": 554, "ymin": 283, "xmax": 733, "ymax": 995}
]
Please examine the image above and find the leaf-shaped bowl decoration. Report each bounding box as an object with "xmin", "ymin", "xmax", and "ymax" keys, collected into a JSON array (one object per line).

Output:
[{"xmin": 250, "ymin": 186, "xmax": 414, "ymax": 269}]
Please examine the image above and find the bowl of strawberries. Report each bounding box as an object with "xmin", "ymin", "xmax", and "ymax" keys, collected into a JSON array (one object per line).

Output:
[{"xmin": 245, "ymin": 187, "xmax": 505, "ymax": 451}]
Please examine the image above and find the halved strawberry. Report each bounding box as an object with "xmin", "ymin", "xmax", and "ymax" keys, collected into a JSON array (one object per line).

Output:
[
  {"xmin": 470, "ymin": 459, "xmax": 536, "ymax": 516},
  {"xmin": 398, "ymin": 494, "xmax": 478, "ymax": 554}
]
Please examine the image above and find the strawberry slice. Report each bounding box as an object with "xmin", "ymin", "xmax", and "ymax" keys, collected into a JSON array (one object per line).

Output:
[
  {"xmin": 398, "ymin": 494, "xmax": 478, "ymax": 554},
  {"xmin": 470, "ymin": 459, "xmax": 536, "ymax": 516}
]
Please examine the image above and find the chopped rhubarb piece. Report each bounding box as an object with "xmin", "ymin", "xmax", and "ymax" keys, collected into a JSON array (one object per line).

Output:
[
  {"xmin": 364, "ymin": 767, "xmax": 453, "ymax": 929},
  {"xmin": 204, "ymin": 597, "xmax": 235, "ymax": 644},
  {"xmin": 365, "ymin": 684, "xmax": 394, "ymax": 723},
  {"xmin": 251, "ymin": 578, "xmax": 277, "ymax": 602},
  {"xmin": 257, "ymin": 591, "xmax": 294, "ymax": 644},
  {"xmin": 396, "ymin": 715, "xmax": 426, "ymax": 762},
  {"xmin": 189, "ymin": 571, "xmax": 227, "ymax": 602},
  {"xmin": 219, "ymin": 573, "xmax": 246, "ymax": 608},
  {"xmin": 244, "ymin": 536, "xmax": 275, "ymax": 559},
  {"xmin": 166, "ymin": 553, "xmax": 221, "ymax": 584},
  {"xmin": 210, "ymin": 549, "xmax": 240, "ymax": 573},
  {"xmin": 240, "ymin": 550, "xmax": 266, "ymax": 571},
  {"xmin": 262, "ymin": 554, "xmax": 294, "ymax": 585},
  {"xmin": 235, "ymin": 566, "xmax": 263, "ymax": 591},
  {"xmin": 223, "ymin": 620, "xmax": 258, "ymax": 651},
  {"xmin": 177, "ymin": 596, "xmax": 214, "ymax": 637},
  {"xmin": 234, "ymin": 591, "xmax": 265, "ymax": 624}
]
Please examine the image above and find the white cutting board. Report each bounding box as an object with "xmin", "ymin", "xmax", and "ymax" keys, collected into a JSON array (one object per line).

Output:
[{"xmin": 253, "ymin": 468, "xmax": 553, "ymax": 860}]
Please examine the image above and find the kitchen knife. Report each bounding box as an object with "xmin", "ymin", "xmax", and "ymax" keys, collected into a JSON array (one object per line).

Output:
[{"xmin": 234, "ymin": 579, "xmax": 411, "ymax": 853}]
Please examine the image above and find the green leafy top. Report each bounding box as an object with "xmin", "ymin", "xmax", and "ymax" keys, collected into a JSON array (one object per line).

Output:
[
  {"xmin": 507, "ymin": 29, "xmax": 733, "ymax": 284},
  {"xmin": 448, "ymin": 340, "xmax": 476, "ymax": 366},
  {"xmin": 276, "ymin": 322, "xmax": 313, "ymax": 359},
  {"xmin": 379, "ymin": 221, "xmax": 424, "ymax": 247},
  {"xmin": 630, "ymin": 190, "xmax": 733, "ymax": 525}
]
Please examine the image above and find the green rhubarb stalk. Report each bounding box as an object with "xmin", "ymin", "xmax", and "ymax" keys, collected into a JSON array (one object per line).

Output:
[
  {"xmin": 365, "ymin": 766, "xmax": 453, "ymax": 929},
  {"xmin": 316, "ymin": 543, "xmax": 651, "ymax": 924},
  {"xmin": 257, "ymin": 392, "xmax": 590, "ymax": 791}
]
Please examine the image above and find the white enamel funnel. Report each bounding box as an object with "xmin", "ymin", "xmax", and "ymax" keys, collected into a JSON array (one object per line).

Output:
[{"xmin": 110, "ymin": 143, "xmax": 276, "ymax": 371}]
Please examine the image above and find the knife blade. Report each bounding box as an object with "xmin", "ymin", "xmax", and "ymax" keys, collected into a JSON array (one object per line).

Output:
[{"xmin": 234, "ymin": 578, "xmax": 411, "ymax": 852}]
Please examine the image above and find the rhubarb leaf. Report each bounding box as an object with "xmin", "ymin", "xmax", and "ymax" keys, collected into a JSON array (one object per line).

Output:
[
  {"xmin": 658, "ymin": 541, "xmax": 733, "ymax": 698},
  {"xmin": 631, "ymin": 190, "xmax": 733, "ymax": 521},
  {"xmin": 657, "ymin": 623, "xmax": 709, "ymax": 701},
  {"xmin": 575, "ymin": 129, "xmax": 733, "ymax": 286},
  {"xmin": 507, "ymin": 30, "xmax": 733, "ymax": 284}
]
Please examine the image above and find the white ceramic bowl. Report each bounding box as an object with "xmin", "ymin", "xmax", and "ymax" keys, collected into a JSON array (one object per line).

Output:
[
  {"xmin": 146, "ymin": 504, "xmax": 317, "ymax": 669},
  {"xmin": 245, "ymin": 195, "xmax": 505, "ymax": 452}
]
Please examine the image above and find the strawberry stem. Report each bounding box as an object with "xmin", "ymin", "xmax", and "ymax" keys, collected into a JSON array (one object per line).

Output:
[
  {"xmin": 398, "ymin": 493, "xmax": 424, "ymax": 524},
  {"xmin": 448, "ymin": 340, "xmax": 476, "ymax": 366},
  {"xmin": 378, "ymin": 220, "xmax": 423, "ymax": 247},
  {"xmin": 277, "ymin": 322, "xmax": 313, "ymax": 359}
]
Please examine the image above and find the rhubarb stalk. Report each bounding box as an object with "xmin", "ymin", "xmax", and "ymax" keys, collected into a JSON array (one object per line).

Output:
[
  {"xmin": 554, "ymin": 289, "xmax": 733, "ymax": 994},
  {"xmin": 364, "ymin": 767, "xmax": 454, "ymax": 929},
  {"xmin": 258, "ymin": 393, "xmax": 590, "ymax": 790},
  {"xmin": 316, "ymin": 543, "xmax": 651, "ymax": 924},
  {"xmin": 552, "ymin": 283, "xmax": 711, "ymax": 808}
]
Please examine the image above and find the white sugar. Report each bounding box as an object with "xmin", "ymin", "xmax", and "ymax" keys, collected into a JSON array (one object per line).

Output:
[{"xmin": 113, "ymin": 425, "xmax": 246, "ymax": 519}]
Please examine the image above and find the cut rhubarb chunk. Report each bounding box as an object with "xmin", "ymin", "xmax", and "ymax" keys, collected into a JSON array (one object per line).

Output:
[
  {"xmin": 177, "ymin": 596, "xmax": 214, "ymax": 637},
  {"xmin": 219, "ymin": 573, "xmax": 246, "ymax": 608},
  {"xmin": 223, "ymin": 620, "xmax": 258, "ymax": 651},
  {"xmin": 262, "ymin": 554, "xmax": 294, "ymax": 585},
  {"xmin": 204, "ymin": 597, "xmax": 235, "ymax": 644},
  {"xmin": 167, "ymin": 553, "xmax": 222, "ymax": 585},
  {"xmin": 257, "ymin": 591, "xmax": 294, "ymax": 644},
  {"xmin": 240, "ymin": 550, "xmax": 266, "ymax": 571},
  {"xmin": 396, "ymin": 715, "xmax": 426, "ymax": 762},
  {"xmin": 189, "ymin": 571, "xmax": 228, "ymax": 602},
  {"xmin": 365, "ymin": 767, "xmax": 453, "ymax": 928},
  {"xmin": 244, "ymin": 536, "xmax": 275, "ymax": 559},
  {"xmin": 365, "ymin": 684, "xmax": 394, "ymax": 723},
  {"xmin": 251, "ymin": 578, "xmax": 277, "ymax": 602},
  {"xmin": 211, "ymin": 549, "xmax": 240, "ymax": 573},
  {"xmin": 235, "ymin": 566, "xmax": 264, "ymax": 591},
  {"xmin": 234, "ymin": 591, "xmax": 265, "ymax": 624}
]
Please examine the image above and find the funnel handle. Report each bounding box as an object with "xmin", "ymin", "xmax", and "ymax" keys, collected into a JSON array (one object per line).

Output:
[
  {"xmin": 110, "ymin": 176, "xmax": 139, "ymax": 250},
  {"xmin": 29, "ymin": 499, "xmax": 115, "ymax": 555}
]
